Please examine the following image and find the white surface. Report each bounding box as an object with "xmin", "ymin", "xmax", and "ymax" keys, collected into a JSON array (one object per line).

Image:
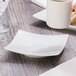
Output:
[
  {"xmin": 73, "ymin": 0, "xmax": 76, "ymax": 5},
  {"xmin": 39, "ymin": 57, "xmax": 76, "ymax": 76},
  {"xmin": 31, "ymin": 0, "xmax": 76, "ymax": 8},
  {"xmin": 47, "ymin": 0, "xmax": 72, "ymax": 29},
  {"xmin": 33, "ymin": 10, "xmax": 46, "ymax": 22},
  {"xmin": 33, "ymin": 9, "xmax": 76, "ymax": 31},
  {"xmin": 4, "ymin": 30, "xmax": 68, "ymax": 58},
  {"xmin": 31, "ymin": 0, "xmax": 46, "ymax": 8}
]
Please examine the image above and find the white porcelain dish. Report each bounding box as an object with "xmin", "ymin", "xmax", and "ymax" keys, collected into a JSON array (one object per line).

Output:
[
  {"xmin": 4, "ymin": 30, "xmax": 68, "ymax": 58},
  {"xmin": 31, "ymin": 0, "xmax": 46, "ymax": 8},
  {"xmin": 39, "ymin": 57, "xmax": 76, "ymax": 76}
]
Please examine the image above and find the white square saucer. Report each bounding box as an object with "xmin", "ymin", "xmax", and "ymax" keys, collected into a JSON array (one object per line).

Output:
[
  {"xmin": 39, "ymin": 57, "xmax": 76, "ymax": 76},
  {"xmin": 4, "ymin": 30, "xmax": 68, "ymax": 58},
  {"xmin": 31, "ymin": 0, "xmax": 46, "ymax": 8}
]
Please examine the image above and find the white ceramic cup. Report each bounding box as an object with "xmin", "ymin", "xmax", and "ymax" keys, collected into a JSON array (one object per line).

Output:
[{"xmin": 47, "ymin": 0, "xmax": 72, "ymax": 29}]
